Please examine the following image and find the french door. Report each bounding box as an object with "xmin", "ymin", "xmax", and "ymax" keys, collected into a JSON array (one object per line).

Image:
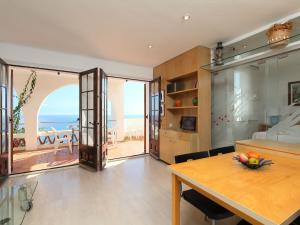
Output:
[
  {"xmin": 79, "ymin": 68, "xmax": 108, "ymax": 171},
  {"xmin": 0, "ymin": 60, "xmax": 9, "ymax": 180},
  {"xmin": 149, "ymin": 77, "xmax": 161, "ymax": 158}
]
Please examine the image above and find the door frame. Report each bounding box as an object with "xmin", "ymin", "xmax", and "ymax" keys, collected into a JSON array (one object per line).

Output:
[
  {"xmin": 106, "ymin": 76, "xmax": 150, "ymax": 159},
  {"xmin": 149, "ymin": 77, "xmax": 161, "ymax": 159}
]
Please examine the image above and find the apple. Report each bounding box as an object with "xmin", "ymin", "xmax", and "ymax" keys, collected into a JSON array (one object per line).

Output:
[
  {"xmin": 248, "ymin": 157, "xmax": 259, "ymax": 165},
  {"xmin": 239, "ymin": 153, "xmax": 248, "ymax": 163}
]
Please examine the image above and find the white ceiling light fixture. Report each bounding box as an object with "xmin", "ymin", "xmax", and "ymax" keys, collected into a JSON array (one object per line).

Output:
[
  {"xmin": 183, "ymin": 14, "xmax": 191, "ymax": 21},
  {"xmin": 148, "ymin": 44, "xmax": 153, "ymax": 49}
]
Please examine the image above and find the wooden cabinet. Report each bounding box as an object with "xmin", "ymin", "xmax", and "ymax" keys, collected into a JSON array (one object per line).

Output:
[
  {"xmin": 160, "ymin": 129, "xmax": 198, "ymax": 164},
  {"xmin": 153, "ymin": 46, "xmax": 211, "ymax": 162}
]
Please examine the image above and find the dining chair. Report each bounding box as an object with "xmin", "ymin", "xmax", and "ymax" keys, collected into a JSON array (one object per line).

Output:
[
  {"xmin": 209, "ymin": 145, "xmax": 235, "ymax": 156},
  {"xmin": 237, "ymin": 214, "xmax": 300, "ymax": 225},
  {"xmin": 292, "ymin": 216, "xmax": 300, "ymax": 225},
  {"xmin": 51, "ymin": 127, "xmax": 72, "ymax": 154},
  {"xmin": 175, "ymin": 152, "xmax": 234, "ymax": 225}
]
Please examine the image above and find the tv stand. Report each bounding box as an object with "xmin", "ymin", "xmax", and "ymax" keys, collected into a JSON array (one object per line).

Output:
[{"xmin": 160, "ymin": 129, "xmax": 198, "ymax": 164}]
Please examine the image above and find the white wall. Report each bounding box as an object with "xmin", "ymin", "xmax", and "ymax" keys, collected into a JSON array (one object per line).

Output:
[{"xmin": 0, "ymin": 42, "xmax": 153, "ymax": 80}]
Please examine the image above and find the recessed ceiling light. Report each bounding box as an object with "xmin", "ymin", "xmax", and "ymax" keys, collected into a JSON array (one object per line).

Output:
[
  {"xmin": 148, "ymin": 45, "xmax": 153, "ymax": 49},
  {"xmin": 183, "ymin": 14, "xmax": 191, "ymax": 21}
]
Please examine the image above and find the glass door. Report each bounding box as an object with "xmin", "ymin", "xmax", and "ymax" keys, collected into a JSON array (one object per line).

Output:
[
  {"xmin": 79, "ymin": 68, "xmax": 99, "ymax": 170},
  {"xmin": 0, "ymin": 60, "xmax": 9, "ymax": 179},
  {"xmin": 149, "ymin": 77, "xmax": 161, "ymax": 158},
  {"xmin": 99, "ymin": 69, "xmax": 108, "ymax": 170},
  {"xmin": 79, "ymin": 68, "xmax": 108, "ymax": 171}
]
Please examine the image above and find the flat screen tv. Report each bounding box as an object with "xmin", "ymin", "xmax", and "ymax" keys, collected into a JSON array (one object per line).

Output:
[{"xmin": 180, "ymin": 116, "xmax": 196, "ymax": 131}]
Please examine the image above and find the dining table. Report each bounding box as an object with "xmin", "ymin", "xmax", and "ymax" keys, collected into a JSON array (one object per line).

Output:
[{"xmin": 169, "ymin": 140, "xmax": 300, "ymax": 225}]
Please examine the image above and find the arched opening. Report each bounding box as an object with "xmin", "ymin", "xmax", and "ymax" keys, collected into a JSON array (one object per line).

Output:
[
  {"xmin": 12, "ymin": 66, "xmax": 80, "ymax": 174},
  {"xmin": 38, "ymin": 84, "xmax": 79, "ymax": 132}
]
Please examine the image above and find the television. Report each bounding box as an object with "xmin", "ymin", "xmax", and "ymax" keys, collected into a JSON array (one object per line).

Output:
[{"xmin": 180, "ymin": 116, "xmax": 196, "ymax": 131}]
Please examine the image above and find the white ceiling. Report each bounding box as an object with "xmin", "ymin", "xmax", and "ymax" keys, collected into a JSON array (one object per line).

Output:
[{"xmin": 1, "ymin": 0, "xmax": 300, "ymax": 67}]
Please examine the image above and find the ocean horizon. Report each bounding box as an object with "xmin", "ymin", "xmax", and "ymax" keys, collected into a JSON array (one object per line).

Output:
[{"xmin": 19, "ymin": 114, "xmax": 144, "ymax": 131}]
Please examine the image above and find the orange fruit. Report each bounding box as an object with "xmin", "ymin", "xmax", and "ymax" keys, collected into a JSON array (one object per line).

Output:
[{"xmin": 247, "ymin": 151, "xmax": 260, "ymax": 159}]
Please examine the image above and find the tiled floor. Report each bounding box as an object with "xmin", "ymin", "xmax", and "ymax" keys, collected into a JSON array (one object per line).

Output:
[
  {"xmin": 108, "ymin": 140, "xmax": 145, "ymax": 159},
  {"xmin": 8, "ymin": 156, "xmax": 240, "ymax": 225},
  {"xmin": 13, "ymin": 146, "xmax": 79, "ymax": 174},
  {"xmin": 12, "ymin": 140, "xmax": 145, "ymax": 174}
]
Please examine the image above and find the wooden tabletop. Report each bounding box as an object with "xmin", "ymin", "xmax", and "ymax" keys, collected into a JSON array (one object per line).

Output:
[
  {"xmin": 169, "ymin": 153, "xmax": 300, "ymax": 225},
  {"xmin": 236, "ymin": 139, "xmax": 300, "ymax": 156}
]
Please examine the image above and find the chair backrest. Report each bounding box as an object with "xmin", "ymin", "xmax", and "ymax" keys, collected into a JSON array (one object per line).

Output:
[
  {"xmin": 175, "ymin": 151, "xmax": 209, "ymax": 164},
  {"xmin": 209, "ymin": 145, "xmax": 235, "ymax": 157}
]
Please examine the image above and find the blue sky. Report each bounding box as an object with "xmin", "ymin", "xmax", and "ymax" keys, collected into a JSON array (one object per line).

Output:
[
  {"xmin": 123, "ymin": 81, "xmax": 144, "ymax": 116},
  {"xmin": 39, "ymin": 81, "xmax": 144, "ymax": 116},
  {"xmin": 39, "ymin": 85, "xmax": 79, "ymax": 115}
]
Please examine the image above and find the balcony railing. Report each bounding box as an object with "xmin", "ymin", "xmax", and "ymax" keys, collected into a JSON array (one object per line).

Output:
[{"xmin": 13, "ymin": 129, "xmax": 79, "ymax": 151}]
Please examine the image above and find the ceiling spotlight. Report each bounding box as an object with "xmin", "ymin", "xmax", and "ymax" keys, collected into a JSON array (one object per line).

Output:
[
  {"xmin": 148, "ymin": 45, "xmax": 153, "ymax": 49},
  {"xmin": 183, "ymin": 14, "xmax": 191, "ymax": 21}
]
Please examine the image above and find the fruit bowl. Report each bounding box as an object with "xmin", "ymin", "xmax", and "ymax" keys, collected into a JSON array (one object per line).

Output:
[{"xmin": 233, "ymin": 152, "xmax": 273, "ymax": 169}]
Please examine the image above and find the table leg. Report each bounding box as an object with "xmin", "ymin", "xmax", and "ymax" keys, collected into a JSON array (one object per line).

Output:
[{"xmin": 172, "ymin": 174, "xmax": 181, "ymax": 225}]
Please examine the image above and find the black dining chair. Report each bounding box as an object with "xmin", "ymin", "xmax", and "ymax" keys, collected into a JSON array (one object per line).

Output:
[
  {"xmin": 209, "ymin": 145, "xmax": 235, "ymax": 156},
  {"xmin": 175, "ymin": 152, "xmax": 234, "ymax": 225},
  {"xmin": 291, "ymin": 216, "xmax": 300, "ymax": 225},
  {"xmin": 237, "ymin": 215, "xmax": 300, "ymax": 225}
]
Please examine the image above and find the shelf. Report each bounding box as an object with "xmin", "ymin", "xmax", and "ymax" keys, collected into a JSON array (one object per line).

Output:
[
  {"xmin": 167, "ymin": 106, "xmax": 198, "ymax": 110},
  {"xmin": 166, "ymin": 71, "xmax": 197, "ymax": 82},
  {"xmin": 201, "ymin": 33, "xmax": 300, "ymax": 72},
  {"xmin": 167, "ymin": 88, "xmax": 198, "ymax": 96}
]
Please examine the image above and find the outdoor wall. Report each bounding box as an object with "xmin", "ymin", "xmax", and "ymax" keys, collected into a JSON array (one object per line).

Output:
[
  {"xmin": 108, "ymin": 78, "xmax": 125, "ymax": 141},
  {"xmin": 13, "ymin": 67, "xmax": 78, "ymax": 150},
  {"xmin": 0, "ymin": 42, "xmax": 153, "ymax": 81}
]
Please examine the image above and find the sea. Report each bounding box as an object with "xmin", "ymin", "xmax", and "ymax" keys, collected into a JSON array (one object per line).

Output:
[{"xmin": 33, "ymin": 114, "xmax": 144, "ymax": 131}]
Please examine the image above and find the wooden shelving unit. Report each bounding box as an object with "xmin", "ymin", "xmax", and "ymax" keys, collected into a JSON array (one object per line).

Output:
[
  {"xmin": 166, "ymin": 106, "xmax": 198, "ymax": 110},
  {"xmin": 167, "ymin": 88, "xmax": 198, "ymax": 96},
  {"xmin": 153, "ymin": 46, "xmax": 211, "ymax": 164}
]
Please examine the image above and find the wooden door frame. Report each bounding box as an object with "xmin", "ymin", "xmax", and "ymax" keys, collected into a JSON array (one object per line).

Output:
[
  {"xmin": 149, "ymin": 77, "xmax": 161, "ymax": 159},
  {"xmin": 79, "ymin": 68, "xmax": 99, "ymax": 170}
]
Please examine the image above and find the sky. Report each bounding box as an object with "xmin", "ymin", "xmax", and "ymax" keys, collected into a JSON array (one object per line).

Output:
[
  {"xmin": 39, "ymin": 85, "xmax": 79, "ymax": 115},
  {"xmin": 38, "ymin": 81, "xmax": 144, "ymax": 116},
  {"xmin": 123, "ymin": 81, "xmax": 144, "ymax": 116}
]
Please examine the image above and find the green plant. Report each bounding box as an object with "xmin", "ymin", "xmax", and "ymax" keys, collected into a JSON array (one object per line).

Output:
[{"xmin": 13, "ymin": 70, "xmax": 37, "ymax": 133}]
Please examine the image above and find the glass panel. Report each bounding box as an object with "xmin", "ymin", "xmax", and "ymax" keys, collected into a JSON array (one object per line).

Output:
[
  {"xmin": 82, "ymin": 128, "xmax": 87, "ymax": 145},
  {"xmin": 82, "ymin": 110, "xmax": 87, "ymax": 127},
  {"xmin": 88, "ymin": 92, "xmax": 94, "ymax": 109},
  {"xmin": 212, "ymin": 50, "xmax": 300, "ymax": 148},
  {"xmin": 1, "ymin": 87, "xmax": 6, "ymax": 109},
  {"xmin": 0, "ymin": 179, "xmax": 38, "ymax": 225},
  {"xmin": 88, "ymin": 128, "xmax": 94, "ymax": 146},
  {"xmin": 154, "ymin": 110, "xmax": 159, "ymax": 122},
  {"xmin": 81, "ymin": 92, "xmax": 87, "ymax": 109},
  {"xmin": 151, "ymin": 97, "xmax": 155, "ymax": 110},
  {"xmin": 2, "ymin": 132, "xmax": 6, "ymax": 153},
  {"xmin": 102, "ymin": 127, "xmax": 105, "ymax": 144},
  {"xmin": 2, "ymin": 110, "xmax": 6, "ymax": 132},
  {"xmin": 154, "ymin": 126, "xmax": 159, "ymax": 140},
  {"xmin": 81, "ymin": 75, "xmax": 88, "ymax": 92},
  {"xmin": 88, "ymin": 73, "xmax": 94, "ymax": 91},
  {"xmin": 88, "ymin": 110, "xmax": 94, "ymax": 128}
]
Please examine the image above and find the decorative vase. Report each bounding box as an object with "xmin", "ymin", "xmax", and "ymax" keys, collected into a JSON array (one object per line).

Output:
[
  {"xmin": 175, "ymin": 100, "xmax": 182, "ymax": 107},
  {"xmin": 192, "ymin": 97, "xmax": 198, "ymax": 106}
]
